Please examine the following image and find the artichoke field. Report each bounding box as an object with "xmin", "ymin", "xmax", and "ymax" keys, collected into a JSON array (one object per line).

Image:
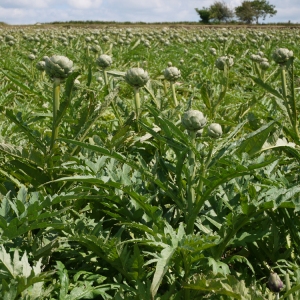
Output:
[{"xmin": 0, "ymin": 25, "xmax": 300, "ymax": 299}]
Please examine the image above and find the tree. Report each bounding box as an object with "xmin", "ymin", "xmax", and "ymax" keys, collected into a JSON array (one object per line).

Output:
[
  {"xmin": 195, "ymin": 8, "xmax": 210, "ymax": 24},
  {"xmin": 251, "ymin": 0, "xmax": 277, "ymax": 24},
  {"xmin": 209, "ymin": 1, "xmax": 234, "ymax": 23},
  {"xmin": 235, "ymin": 1, "xmax": 255, "ymax": 24}
]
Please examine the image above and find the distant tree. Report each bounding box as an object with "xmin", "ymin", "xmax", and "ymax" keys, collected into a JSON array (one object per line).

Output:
[
  {"xmin": 209, "ymin": 1, "xmax": 234, "ymax": 23},
  {"xmin": 251, "ymin": 0, "xmax": 277, "ymax": 24},
  {"xmin": 235, "ymin": 1, "xmax": 255, "ymax": 23},
  {"xmin": 195, "ymin": 8, "xmax": 211, "ymax": 24}
]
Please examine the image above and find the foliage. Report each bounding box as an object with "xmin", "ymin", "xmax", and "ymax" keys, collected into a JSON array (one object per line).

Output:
[
  {"xmin": 207, "ymin": 1, "xmax": 234, "ymax": 23},
  {"xmin": 251, "ymin": 0, "xmax": 277, "ymax": 24},
  {"xmin": 235, "ymin": 1, "xmax": 256, "ymax": 24},
  {"xmin": 0, "ymin": 25, "xmax": 299, "ymax": 299},
  {"xmin": 195, "ymin": 8, "xmax": 211, "ymax": 24}
]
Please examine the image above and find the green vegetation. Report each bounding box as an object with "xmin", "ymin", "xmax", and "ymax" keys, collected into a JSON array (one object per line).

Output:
[
  {"xmin": 196, "ymin": 0, "xmax": 277, "ymax": 24},
  {"xmin": 0, "ymin": 25, "xmax": 300, "ymax": 299}
]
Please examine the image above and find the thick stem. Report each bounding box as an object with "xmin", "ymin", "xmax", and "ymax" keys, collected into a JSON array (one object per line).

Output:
[
  {"xmin": 171, "ymin": 81, "xmax": 178, "ymax": 107},
  {"xmin": 288, "ymin": 59, "xmax": 300, "ymax": 140},
  {"xmin": 103, "ymin": 69, "xmax": 108, "ymax": 86},
  {"xmin": 285, "ymin": 273, "xmax": 294, "ymax": 300},
  {"xmin": 134, "ymin": 87, "xmax": 141, "ymax": 131},
  {"xmin": 186, "ymin": 143, "xmax": 213, "ymax": 235},
  {"xmin": 280, "ymin": 66, "xmax": 294, "ymax": 127},
  {"xmin": 50, "ymin": 78, "xmax": 61, "ymax": 151},
  {"xmin": 186, "ymin": 131, "xmax": 196, "ymax": 218}
]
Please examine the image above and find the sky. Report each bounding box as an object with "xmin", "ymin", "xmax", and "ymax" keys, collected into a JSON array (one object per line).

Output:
[{"xmin": 0, "ymin": 0, "xmax": 299, "ymax": 25}]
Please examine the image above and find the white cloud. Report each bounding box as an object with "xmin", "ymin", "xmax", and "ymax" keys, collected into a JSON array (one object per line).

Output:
[
  {"xmin": 0, "ymin": 0, "xmax": 53, "ymax": 9},
  {"xmin": 0, "ymin": 0, "xmax": 298, "ymax": 25},
  {"xmin": 66, "ymin": 0, "xmax": 103, "ymax": 9}
]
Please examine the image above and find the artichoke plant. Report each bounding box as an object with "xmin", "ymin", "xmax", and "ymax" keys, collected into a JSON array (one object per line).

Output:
[
  {"xmin": 124, "ymin": 67, "xmax": 149, "ymax": 125},
  {"xmin": 163, "ymin": 66, "xmax": 181, "ymax": 107},
  {"xmin": 44, "ymin": 55, "xmax": 73, "ymax": 80},
  {"xmin": 44, "ymin": 55, "xmax": 73, "ymax": 151},
  {"xmin": 96, "ymin": 54, "xmax": 112, "ymax": 85}
]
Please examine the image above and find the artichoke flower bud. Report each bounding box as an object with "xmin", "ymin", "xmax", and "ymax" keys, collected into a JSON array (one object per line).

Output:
[
  {"xmin": 28, "ymin": 53, "xmax": 36, "ymax": 60},
  {"xmin": 207, "ymin": 123, "xmax": 222, "ymax": 138},
  {"xmin": 260, "ymin": 59, "xmax": 270, "ymax": 70},
  {"xmin": 209, "ymin": 47, "xmax": 217, "ymax": 55},
  {"xmin": 7, "ymin": 41, "xmax": 15, "ymax": 47},
  {"xmin": 215, "ymin": 56, "xmax": 234, "ymax": 70},
  {"xmin": 250, "ymin": 54, "xmax": 262, "ymax": 62},
  {"xmin": 91, "ymin": 44, "xmax": 101, "ymax": 53},
  {"xmin": 267, "ymin": 273, "xmax": 283, "ymax": 293},
  {"xmin": 124, "ymin": 67, "xmax": 149, "ymax": 88},
  {"xmin": 272, "ymin": 48, "xmax": 293, "ymax": 64},
  {"xmin": 36, "ymin": 60, "xmax": 46, "ymax": 71},
  {"xmin": 96, "ymin": 54, "xmax": 112, "ymax": 69},
  {"xmin": 44, "ymin": 55, "xmax": 73, "ymax": 80},
  {"xmin": 164, "ymin": 66, "xmax": 181, "ymax": 82},
  {"xmin": 181, "ymin": 110, "xmax": 207, "ymax": 132}
]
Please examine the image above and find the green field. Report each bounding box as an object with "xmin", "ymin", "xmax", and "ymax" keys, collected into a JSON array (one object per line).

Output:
[{"xmin": 0, "ymin": 25, "xmax": 299, "ymax": 299}]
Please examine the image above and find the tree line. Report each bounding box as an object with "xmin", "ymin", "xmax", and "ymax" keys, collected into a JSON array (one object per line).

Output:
[{"xmin": 195, "ymin": 0, "xmax": 277, "ymax": 24}]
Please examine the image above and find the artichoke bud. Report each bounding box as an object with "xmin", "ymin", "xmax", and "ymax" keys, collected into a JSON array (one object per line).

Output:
[
  {"xmin": 267, "ymin": 273, "xmax": 283, "ymax": 293},
  {"xmin": 96, "ymin": 54, "xmax": 112, "ymax": 69},
  {"xmin": 260, "ymin": 59, "xmax": 270, "ymax": 70},
  {"xmin": 124, "ymin": 67, "xmax": 149, "ymax": 88},
  {"xmin": 209, "ymin": 47, "xmax": 217, "ymax": 55},
  {"xmin": 207, "ymin": 123, "xmax": 222, "ymax": 138},
  {"xmin": 28, "ymin": 53, "xmax": 36, "ymax": 60},
  {"xmin": 36, "ymin": 60, "xmax": 46, "ymax": 71},
  {"xmin": 164, "ymin": 66, "xmax": 181, "ymax": 82},
  {"xmin": 272, "ymin": 48, "xmax": 293, "ymax": 65},
  {"xmin": 215, "ymin": 56, "xmax": 234, "ymax": 70},
  {"xmin": 181, "ymin": 110, "xmax": 207, "ymax": 132},
  {"xmin": 45, "ymin": 55, "xmax": 73, "ymax": 80}
]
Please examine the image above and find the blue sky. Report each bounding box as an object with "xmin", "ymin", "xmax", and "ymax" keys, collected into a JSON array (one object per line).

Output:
[{"xmin": 0, "ymin": 0, "xmax": 298, "ymax": 25}]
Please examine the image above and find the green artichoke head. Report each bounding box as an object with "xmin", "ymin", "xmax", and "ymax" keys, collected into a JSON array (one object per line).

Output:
[
  {"xmin": 28, "ymin": 53, "xmax": 36, "ymax": 61},
  {"xmin": 36, "ymin": 60, "xmax": 46, "ymax": 71},
  {"xmin": 215, "ymin": 56, "xmax": 234, "ymax": 70},
  {"xmin": 260, "ymin": 58, "xmax": 270, "ymax": 70},
  {"xmin": 96, "ymin": 54, "xmax": 112, "ymax": 69},
  {"xmin": 45, "ymin": 55, "xmax": 73, "ymax": 80},
  {"xmin": 164, "ymin": 66, "xmax": 181, "ymax": 82},
  {"xmin": 207, "ymin": 123, "xmax": 222, "ymax": 138},
  {"xmin": 124, "ymin": 67, "xmax": 149, "ymax": 88},
  {"xmin": 181, "ymin": 110, "xmax": 207, "ymax": 132},
  {"xmin": 272, "ymin": 48, "xmax": 293, "ymax": 64}
]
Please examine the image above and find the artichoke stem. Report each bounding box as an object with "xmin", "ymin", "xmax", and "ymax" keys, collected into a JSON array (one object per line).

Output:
[
  {"xmin": 134, "ymin": 87, "xmax": 141, "ymax": 131},
  {"xmin": 103, "ymin": 70, "xmax": 109, "ymax": 86},
  {"xmin": 280, "ymin": 66, "xmax": 293, "ymax": 125},
  {"xmin": 285, "ymin": 273, "xmax": 294, "ymax": 300},
  {"xmin": 171, "ymin": 81, "xmax": 178, "ymax": 107},
  {"xmin": 187, "ymin": 130, "xmax": 196, "ymax": 218},
  {"xmin": 134, "ymin": 87, "xmax": 141, "ymax": 119},
  {"xmin": 50, "ymin": 78, "xmax": 61, "ymax": 151}
]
